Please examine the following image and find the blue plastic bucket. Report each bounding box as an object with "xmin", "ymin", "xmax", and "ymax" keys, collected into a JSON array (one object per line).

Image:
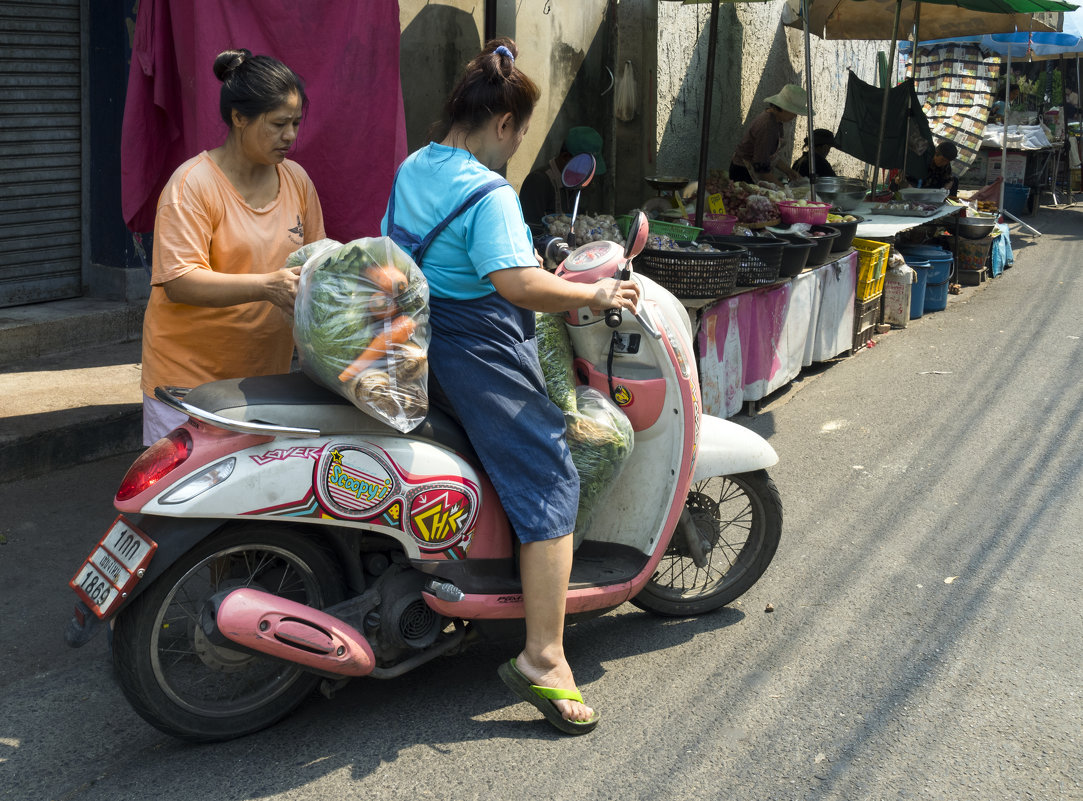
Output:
[
  {"xmin": 909, "ymin": 261, "xmax": 930, "ymax": 319},
  {"xmin": 924, "ymin": 280, "xmax": 949, "ymax": 312},
  {"xmin": 899, "ymin": 246, "xmax": 952, "ymax": 284},
  {"xmin": 1004, "ymin": 183, "xmax": 1030, "ymax": 217}
]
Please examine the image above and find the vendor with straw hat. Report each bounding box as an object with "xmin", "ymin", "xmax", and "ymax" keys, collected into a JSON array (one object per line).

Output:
[{"xmin": 729, "ymin": 83, "xmax": 808, "ymax": 186}]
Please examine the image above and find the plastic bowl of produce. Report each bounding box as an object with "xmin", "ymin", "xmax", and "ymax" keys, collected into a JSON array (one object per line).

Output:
[
  {"xmin": 688, "ymin": 213, "xmax": 738, "ymax": 236},
  {"xmin": 823, "ymin": 213, "xmax": 866, "ymax": 252},
  {"xmin": 771, "ymin": 225, "xmax": 840, "ymax": 266},
  {"xmin": 777, "ymin": 200, "xmax": 831, "ymax": 225}
]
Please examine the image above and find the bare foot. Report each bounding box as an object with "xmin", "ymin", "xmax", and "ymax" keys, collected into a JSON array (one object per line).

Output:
[{"xmin": 513, "ymin": 651, "xmax": 595, "ymax": 723}]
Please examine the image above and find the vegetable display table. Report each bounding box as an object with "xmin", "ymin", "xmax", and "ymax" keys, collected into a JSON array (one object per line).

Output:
[
  {"xmin": 851, "ymin": 202, "xmax": 963, "ymax": 241},
  {"xmin": 695, "ymin": 251, "xmax": 857, "ymax": 418}
]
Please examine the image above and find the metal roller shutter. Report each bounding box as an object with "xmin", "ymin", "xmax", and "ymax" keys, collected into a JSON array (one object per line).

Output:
[{"xmin": 0, "ymin": 0, "xmax": 82, "ymax": 308}]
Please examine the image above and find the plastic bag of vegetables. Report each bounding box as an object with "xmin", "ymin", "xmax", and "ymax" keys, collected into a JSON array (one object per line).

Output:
[
  {"xmin": 536, "ymin": 312, "xmax": 635, "ymax": 544},
  {"xmin": 292, "ymin": 237, "xmax": 430, "ymax": 432},
  {"xmin": 565, "ymin": 386, "xmax": 634, "ymax": 546}
]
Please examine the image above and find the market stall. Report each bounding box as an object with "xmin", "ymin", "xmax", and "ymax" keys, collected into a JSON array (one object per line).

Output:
[
  {"xmin": 968, "ymin": 125, "xmax": 1059, "ymax": 213},
  {"xmin": 694, "ymin": 250, "xmax": 858, "ymax": 418},
  {"xmin": 852, "ymin": 201, "xmax": 964, "ymax": 239}
]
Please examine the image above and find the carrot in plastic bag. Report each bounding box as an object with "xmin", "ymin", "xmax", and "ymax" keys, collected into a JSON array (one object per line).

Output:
[
  {"xmin": 368, "ymin": 290, "xmax": 397, "ymax": 319},
  {"xmin": 338, "ymin": 315, "xmax": 417, "ymax": 382},
  {"xmin": 365, "ymin": 264, "xmax": 409, "ymax": 297}
]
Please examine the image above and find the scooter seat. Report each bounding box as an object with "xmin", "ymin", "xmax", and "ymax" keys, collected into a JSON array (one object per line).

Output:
[{"xmin": 181, "ymin": 372, "xmax": 478, "ymax": 464}]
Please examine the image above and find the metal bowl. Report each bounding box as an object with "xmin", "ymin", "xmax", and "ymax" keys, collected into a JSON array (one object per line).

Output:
[
  {"xmin": 956, "ymin": 216, "xmax": 996, "ymax": 240},
  {"xmin": 899, "ymin": 187, "xmax": 949, "ymax": 205},
  {"xmin": 814, "ymin": 177, "xmax": 867, "ymax": 211},
  {"xmin": 645, "ymin": 175, "xmax": 690, "ymax": 193}
]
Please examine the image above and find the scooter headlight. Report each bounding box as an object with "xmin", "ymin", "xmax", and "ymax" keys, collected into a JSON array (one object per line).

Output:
[{"xmin": 159, "ymin": 458, "xmax": 236, "ymax": 504}]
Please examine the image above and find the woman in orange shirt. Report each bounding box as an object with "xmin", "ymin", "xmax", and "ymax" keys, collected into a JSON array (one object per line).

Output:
[{"xmin": 141, "ymin": 49, "xmax": 325, "ymax": 444}]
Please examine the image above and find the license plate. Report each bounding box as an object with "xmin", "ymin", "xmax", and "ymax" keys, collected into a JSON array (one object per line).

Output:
[{"xmin": 70, "ymin": 516, "xmax": 157, "ymax": 619}]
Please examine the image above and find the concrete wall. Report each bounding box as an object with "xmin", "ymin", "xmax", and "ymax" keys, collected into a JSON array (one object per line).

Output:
[
  {"xmin": 397, "ymin": 0, "xmax": 614, "ymax": 211},
  {"xmin": 652, "ymin": 2, "xmax": 891, "ymax": 201}
]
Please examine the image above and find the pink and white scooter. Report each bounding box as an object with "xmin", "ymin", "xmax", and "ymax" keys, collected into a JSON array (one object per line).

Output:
[{"xmin": 65, "ymin": 209, "xmax": 781, "ymax": 742}]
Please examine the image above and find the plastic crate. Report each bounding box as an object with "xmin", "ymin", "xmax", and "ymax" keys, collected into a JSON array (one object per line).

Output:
[
  {"xmin": 635, "ymin": 243, "xmax": 745, "ymax": 298},
  {"xmin": 615, "ymin": 215, "xmax": 703, "ymax": 242},
  {"xmin": 777, "ymin": 201, "xmax": 831, "ymax": 225},
  {"xmin": 852, "ymin": 292, "xmax": 882, "ymax": 351},
  {"xmin": 853, "ymin": 237, "xmax": 890, "ymax": 301}
]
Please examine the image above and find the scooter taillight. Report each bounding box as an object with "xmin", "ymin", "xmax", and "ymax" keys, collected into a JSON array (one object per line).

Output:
[{"xmin": 116, "ymin": 429, "xmax": 193, "ymax": 501}]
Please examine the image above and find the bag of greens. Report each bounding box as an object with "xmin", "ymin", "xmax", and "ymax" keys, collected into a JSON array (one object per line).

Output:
[
  {"xmin": 566, "ymin": 389, "xmax": 634, "ymax": 547},
  {"xmin": 292, "ymin": 237, "xmax": 430, "ymax": 432}
]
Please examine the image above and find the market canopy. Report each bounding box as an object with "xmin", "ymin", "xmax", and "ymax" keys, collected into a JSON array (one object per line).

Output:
[
  {"xmin": 900, "ymin": 31, "xmax": 1083, "ymax": 57},
  {"xmin": 783, "ymin": 0, "xmax": 1077, "ymax": 40}
]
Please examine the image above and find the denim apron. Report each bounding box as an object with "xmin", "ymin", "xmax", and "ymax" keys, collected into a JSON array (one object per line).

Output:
[
  {"xmin": 386, "ymin": 175, "xmax": 579, "ymax": 543},
  {"xmin": 427, "ymin": 295, "xmax": 579, "ymax": 543}
]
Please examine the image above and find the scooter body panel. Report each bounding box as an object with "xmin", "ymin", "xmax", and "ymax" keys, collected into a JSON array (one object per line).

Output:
[{"xmin": 128, "ymin": 427, "xmax": 510, "ymax": 562}]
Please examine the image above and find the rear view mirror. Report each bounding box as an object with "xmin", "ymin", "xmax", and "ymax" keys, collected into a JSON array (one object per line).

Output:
[
  {"xmin": 624, "ymin": 211, "xmax": 649, "ymax": 259},
  {"xmin": 561, "ymin": 153, "xmax": 596, "ymax": 189}
]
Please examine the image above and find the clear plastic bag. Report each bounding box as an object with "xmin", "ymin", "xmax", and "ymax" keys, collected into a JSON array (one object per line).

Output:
[
  {"xmin": 615, "ymin": 60, "xmax": 637, "ymax": 122},
  {"xmin": 292, "ymin": 237, "xmax": 430, "ymax": 432},
  {"xmin": 565, "ymin": 386, "xmax": 634, "ymax": 546}
]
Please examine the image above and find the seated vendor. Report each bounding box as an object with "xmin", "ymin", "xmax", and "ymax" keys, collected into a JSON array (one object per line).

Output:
[
  {"xmin": 792, "ymin": 128, "xmax": 837, "ymax": 179},
  {"xmin": 992, "ymin": 86, "xmax": 1021, "ymax": 123},
  {"xmin": 902, "ymin": 140, "xmax": 959, "ymax": 196},
  {"xmin": 923, "ymin": 141, "xmax": 960, "ymax": 195},
  {"xmin": 729, "ymin": 84, "xmax": 807, "ymax": 186}
]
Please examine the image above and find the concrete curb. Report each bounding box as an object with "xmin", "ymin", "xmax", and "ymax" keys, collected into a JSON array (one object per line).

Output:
[{"xmin": 0, "ymin": 406, "xmax": 142, "ymax": 483}]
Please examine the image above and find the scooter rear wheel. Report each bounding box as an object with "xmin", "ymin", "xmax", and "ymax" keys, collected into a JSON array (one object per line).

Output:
[
  {"xmin": 631, "ymin": 470, "xmax": 782, "ymax": 616},
  {"xmin": 112, "ymin": 523, "xmax": 344, "ymax": 742}
]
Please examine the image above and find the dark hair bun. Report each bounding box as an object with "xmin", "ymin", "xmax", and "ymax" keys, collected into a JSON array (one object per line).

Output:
[{"xmin": 213, "ymin": 49, "xmax": 252, "ymax": 82}]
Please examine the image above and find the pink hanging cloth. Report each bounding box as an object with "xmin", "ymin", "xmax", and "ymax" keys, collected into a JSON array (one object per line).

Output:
[{"xmin": 121, "ymin": 0, "xmax": 406, "ymax": 241}]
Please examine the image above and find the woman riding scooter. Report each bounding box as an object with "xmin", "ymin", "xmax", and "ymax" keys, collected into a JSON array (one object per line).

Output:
[{"xmin": 381, "ymin": 38, "xmax": 639, "ymax": 734}]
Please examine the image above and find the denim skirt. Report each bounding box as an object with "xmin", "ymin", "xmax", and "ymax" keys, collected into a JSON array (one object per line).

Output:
[{"xmin": 427, "ymin": 292, "xmax": 578, "ymax": 543}]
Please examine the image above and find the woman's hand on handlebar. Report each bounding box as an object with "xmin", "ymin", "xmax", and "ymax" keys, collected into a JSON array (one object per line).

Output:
[{"xmin": 588, "ymin": 278, "xmax": 640, "ymax": 317}]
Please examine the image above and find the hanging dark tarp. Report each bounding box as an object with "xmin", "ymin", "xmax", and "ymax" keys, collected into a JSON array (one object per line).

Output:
[{"xmin": 834, "ymin": 72, "xmax": 935, "ymax": 179}]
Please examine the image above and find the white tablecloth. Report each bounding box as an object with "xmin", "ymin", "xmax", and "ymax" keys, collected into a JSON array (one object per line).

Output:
[
  {"xmin": 852, "ymin": 202, "xmax": 962, "ymax": 240},
  {"xmin": 696, "ymin": 251, "xmax": 858, "ymax": 418}
]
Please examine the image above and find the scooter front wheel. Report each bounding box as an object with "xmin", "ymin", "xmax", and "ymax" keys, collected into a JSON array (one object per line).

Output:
[
  {"xmin": 631, "ymin": 470, "xmax": 782, "ymax": 616},
  {"xmin": 112, "ymin": 523, "xmax": 344, "ymax": 742}
]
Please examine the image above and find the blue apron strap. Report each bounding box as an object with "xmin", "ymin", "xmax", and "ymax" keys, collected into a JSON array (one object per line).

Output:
[
  {"xmin": 386, "ymin": 173, "xmax": 509, "ymax": 267},
  {"xmin": 411, "ymin": 178, "xmax": 509, "ymax": 266},
  {"xmin": 385, "ymin": 165, "xmax": 425, "ymax": 258}
]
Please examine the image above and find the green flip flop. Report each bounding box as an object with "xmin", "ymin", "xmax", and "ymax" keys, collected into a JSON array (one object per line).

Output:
[{"xmin": 497, "ymin": 658, "xmax": 599, "ymax": 735}]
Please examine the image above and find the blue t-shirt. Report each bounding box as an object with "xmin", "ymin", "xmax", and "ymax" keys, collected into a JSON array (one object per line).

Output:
[{"xmin": 381, "ymin": 143, "xmax": 536, "ymax": 300}]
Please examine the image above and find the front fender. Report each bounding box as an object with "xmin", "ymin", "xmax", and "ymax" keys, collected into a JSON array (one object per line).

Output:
[{"xmin": 692, "ymin": 415, "xmax": 778, "ymax": 482}]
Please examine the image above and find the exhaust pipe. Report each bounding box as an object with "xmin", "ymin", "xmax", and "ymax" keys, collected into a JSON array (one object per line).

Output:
[{"xmin": 208, "ymin": 588, "xmax": 376, "ymax": 677}]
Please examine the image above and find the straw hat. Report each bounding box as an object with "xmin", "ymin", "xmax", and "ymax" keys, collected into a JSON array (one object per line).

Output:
[{"xmin": 765, "ymin": 84, "xmax": 808, "ymax": 116}]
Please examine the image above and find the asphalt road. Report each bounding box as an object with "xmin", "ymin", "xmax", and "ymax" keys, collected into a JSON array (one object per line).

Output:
[{"xmin": 1, "ymin": 208, "xmax": 1080, "ymax": 801}]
